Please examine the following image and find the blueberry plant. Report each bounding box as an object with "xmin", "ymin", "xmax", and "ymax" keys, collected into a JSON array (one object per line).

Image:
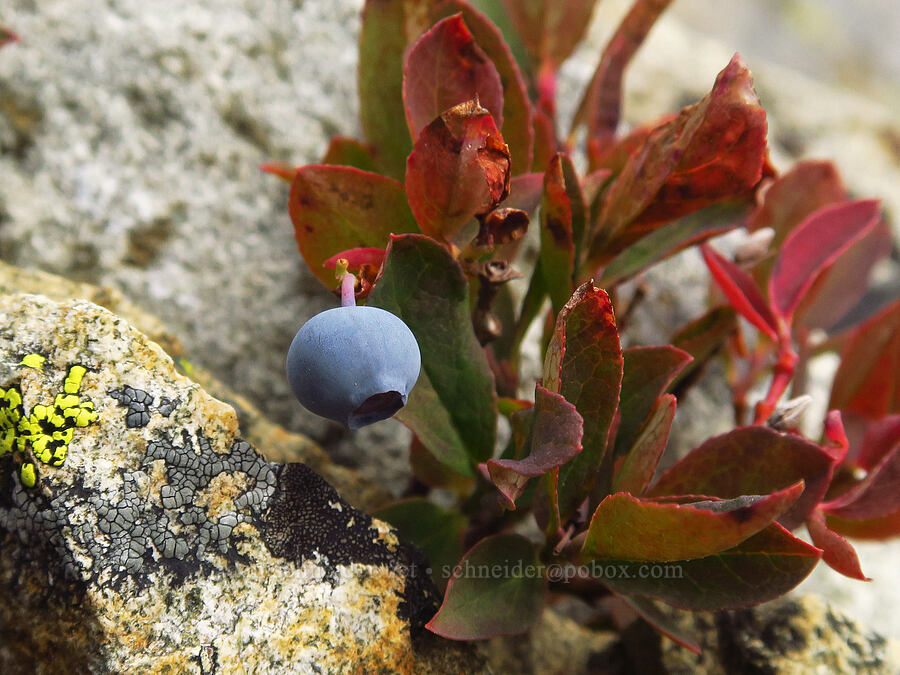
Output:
[{"xmin": 270, "ymin": 0, "xmax": 900, "ymax": 650}]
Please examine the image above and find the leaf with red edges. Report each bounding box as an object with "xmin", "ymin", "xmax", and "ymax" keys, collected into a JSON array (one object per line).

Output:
[
  {"xmin": 612, "ymin": 394, "xmax": 676, "ymax": 495},
  {"xmin": 259, "ymin": 162, "xmax": 296, "ymax": 183},
  {"xmin": 829, "ymin": 298, "xmax": 900, "ymax": 420},
  {"xmin": 650, "ymin": 426, "xmax": 836, "ymax": 529},
  {"xmin": 431, "ymin": 1, "xmax": 534, "ymax": 174},
  {"xmin": 426, "ymin": 533, "xmax": 545, "ymax": 639},
  {"xmin": 289, "ymin": 166, "xmax": 419, "ymax": 286},
  {"xmin": 405, "ymin": 99, "xmax": 511, "ymax": 244},
  {"xmin": 403, "ymin": 14, "xmax": 504, "ymax": 139},
  {"xmin": 669, "ymin": 306, "xmax": 738, "ymax": 395},
  {"xmin": 598, "ymin": 523, "xmax": 821, "ymax": 611},
  {"xmin": 358, "ymin": 0, "xmax": 414, "ymax": 179},
  {"xmin": 825, "ymin": 511, "xmax": 900, "ymax": 540},
  {"xmin": 488, "ymin": 384, "xmax": 583, "ymax": 507},
  {"xmin": 543, "ymin": 284, "xmax": 623, "ymax": 521},
  {"xmin": 769, "ymin": 199, "xmax": 882, "ymax": 322},
  {"xmin": 538, "ymin": 154, "xmax": 576, "ymax": 314},
  {"xmin": 613, "ymin": 346, "xmax": 691, "ymax": 459},
  {"xmin": 701, "ymin": 244, "xmax": 779, "ymax": 341},
  {"xmin": 586, "ymin": 55, "xmax": 767, "ymax": 265},
  {"xmin": 582, "ymin": 484, "xmax": 803, "ymax": 562},
  {"xmin": 806, "ymin": 509, "xmax": 869, "ymax": 580}
]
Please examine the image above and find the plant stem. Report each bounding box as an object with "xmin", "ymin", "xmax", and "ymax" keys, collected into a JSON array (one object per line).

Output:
[{"xmin": 340, "ymin": 270, "xmax": 357, "ymax": 307}]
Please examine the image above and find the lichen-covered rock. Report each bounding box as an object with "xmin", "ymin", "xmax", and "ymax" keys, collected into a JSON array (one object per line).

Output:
[
  {"xmin": 0, "ymin": 292, "xmax": 479, "ymax": 673},
  {"xmin": 655, "ymin": 595, "xmax": 900, "ymax": 674}
]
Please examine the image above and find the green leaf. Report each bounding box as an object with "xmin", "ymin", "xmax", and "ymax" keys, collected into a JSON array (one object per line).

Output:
[
  {"xmin": 288, "ymin": 166, "xmax": 419, "ymax": 286},
  {"xmin": 545, "ymin": 283, "xmax": 623, "ymax": 522},
  {"xmin": 500, "ymin": 0, "xmax": 600, "ymax": 69},
  {"xmin": 615, "ymin": 593, "xmax": 700, "ymax": 654},
  {"xmin": 598, "ymin": 202, "xmax": 744, "ymax": 287},
  {"xmin": 358, "ymin": 0, "xmax": 414, "ymax": 179},
  {"xmin": 375, "ymin": 498, "xmax": 468, "ymax": 592},
  {"xmin": 320, "ymin": 135, "xmax": 377, "ymax": 172},
  {"xmin": 426, "ymin": 533, "xmax": 545, "ymax": 639},
  {"xmin": 649, "ymin": 426, "xmax": 836, "ymax": 529},
  {"xmin": 611, "ymin": 394, "xmax": 676, "ymax": 495},
  {"xmin": 613, "ymin": 346, "xmax": 691, "ymax": 460},
  {"xmin": 581, "ymin": 483, "xmax": 803, "ymax": 562},
  {"xmin": 368, "ymin": 234, "xmax": 497, "ymax": 469},
  {"xmin": 598, "ymin": 523, "xmax": 821, "ymax": 611}
]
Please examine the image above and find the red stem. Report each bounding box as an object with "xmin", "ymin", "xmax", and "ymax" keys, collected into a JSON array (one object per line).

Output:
[{"xmin": 753, "ymin": 329, "xmax": 798, "ymax": 424}]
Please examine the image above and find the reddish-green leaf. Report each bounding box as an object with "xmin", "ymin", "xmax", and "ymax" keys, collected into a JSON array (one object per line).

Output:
[
  {"xmin": 856, "ymin": 415, "xmax": 900, "ymax": 471},
  {"xmin": 701, "ymin": 243, "xmax": 779, "ymax": 342},
  {"xmin": 538, "ymin": 154, "xmax": 576, "ymax": 314},
  {"xmin": 375, "ymin": 498, "xmax": 468, "ymax": 592},
  {"xmin": 320, "ymin": 135, "xmax": 377, "ymax": 172},
  {"xmin": 669, "ymin": 306, "xmax": 738, "ymax": 394},
  {"xmin": 500, "ymin": 0, "xmax": 599, "ymax": 68},
  {"xmin": 769, "ymin": 199, "xmax": 882, "ymax": 322},
  {"xmin": 403, "ymin": 14, "xmax": 504, "ymax": 139},
  {"xmin": 405, "ymin": 99, "xmax": 511, "ymax": 245},
  {"xmin": 612, "ymin": 394, "xmax": 676, "ymax": 495},
  {"xmin": 598, "ymin": 524, "xmax": 821, "ymax": 611},
  {"xmin": 426, "ymin": 533, "xmax": 545, "ymax": 639},
  {"xmin": 793, "ymin": 219, "xmax": 893, "ymax": 332},
  {"xmin": 358, "ymin": 0, "xmax": 414, "ymax": 179},
  {"xmin": 582, "ymin": 484, "xmax": 803, "ymax": 562},
  {"xmin": 544, "ymin": 283, "xmax": 623, "ymax": 521},
  {"xmin": 615, "ymin": 593, "xmax": 701, "ymax": 654},
  {"xmin": 289, "ymin": 166, "xmax": 419, "ymax": 285},
  {"xmin": 409, "ymin": 434, "xmax": 474, "ymax": 493},
  {"xmin": 613, "ymin": 346, "xmax": 691, "ymax": 459},
  {"xmin": 574, "ymin": 0, "xmax": 674, "ymax": 151},
  {"xmin": 650, "ymin": 426, "xmax": 836, "ymax": 529},
  {"xmin": 369, "ymin": 235, "xmax": 497, "ymax": 472},
  {"xmin": 823, "ymin": 442, "xmax": 900, "ymax": 522},
  {"xmin": 598, "ymin": 202, "xmax": 744, "ymax": 287},
  {"xmin": 586, "ymin": 55, "xmax": 767, "ymax": 265},
  {"xmin": 431, "ymin": 1, "xmax": 534, "ymax": 174},
  {"xmin": 0, "ymin": 26, "xmax": 19, "ymax": 48},
  {"xmin": 829, "ymin": 298, "xmax": 900, "ymax": 420},
  {"xmin": 488, "ymin": 384, "xmax": 583, "ymax": 507},
  {"xmin": 806, "ymin": 509, "xmax": 869, "ymax": 581},
  {"xmin": 825, "ymin": 510, "xmax": 900, "ymax": 540}
]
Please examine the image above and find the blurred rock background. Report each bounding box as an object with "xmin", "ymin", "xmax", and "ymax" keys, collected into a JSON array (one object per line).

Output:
[{"xmin": 1, "ymin": 0, "xmax": 898, "ymax": 640}]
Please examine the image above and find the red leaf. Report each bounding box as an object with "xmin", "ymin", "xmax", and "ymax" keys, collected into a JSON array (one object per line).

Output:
[
  {"xmin": 0, "ymin": 26, "xmax": 19, "ymax": 48},
  {"xmin": 289, "ymin": 166, "xmax": 419, "ymax": 286},
  {"xmin": 403, "ymin": 14, "xmax": 504, "ymax": 139},
  {"xmin": 586, "ymin": 55, "xmax": 767, "ymax": 265},
  {"xmin": 613, "ymin": 346, "xmax": 691, "ymax": 459},
  {"xmin": 582, "ymin": 483, "xmax": 803, "ymax": 562},
  {"xmin": 322, "ymin": 247, "xmax": 386, "ymax": 271},
  {"xmin": 701, "ymin": 244, "xmax": 779, "ymax": 342},
  {"xmin": 259, "ymin": 162, "xmax": 296, "ymax": 183},
  {"xmin": 405, "ymin": 99, "xmax": 511, "ymax": 244},
  {"xmin": 358, "ymin": 0, "xmax": 414, "ymax": 179},
  {"xmin": 650, "ymin": 426, "xmax": 836, "ymax": 529},
  {"xmin": 856, "ymin": 415, "xmax": 900, "ymax": 471},
  {"xmin": 501, "ymin": 0, "xmax": 600, "ymax": 68},
  {"xmin": 769, "ymin": 199, "xmax": 882, "ymax": 322},
  {"xmin": 488, "ymin": 384, "xmax": 584, "ymax": 508},
  {"xmin": 575, "ymin": 0, "xmax": 674, "ymax": 152},
  {"xmin": 825, "ymin": 510, "xmax": 900, "ymax": 540},
  {"xmin": 612, "ymin": 394, "xmax": 676, "ymax": 495},
  {"xmin": 822, "ymin": 410, "xmax": 850, "ymax": 465},
  {"xmin": 806, "ymin": 509, "xmax": 869, "ymax": 580},
  {"xmin": 823, "ymin": 441, "xmax": 900, "ymax": 521},
  {"xmin": 793, "ymin": 218, "xmax": 893, "ymax": 332},
  {"xmin": 426, "ymin": 534, "xmax": 545, "ymax": 639},
  {"xmin": 431, "ymin": 1, "xmax": 534, "ymax": 174},
  {"xmin": 544, "ymin": 284, "xmax": 623, "ymax": 521},
  {"xmin": 829, "ymin": 298, "xmax": 900, "ymax": 420}
]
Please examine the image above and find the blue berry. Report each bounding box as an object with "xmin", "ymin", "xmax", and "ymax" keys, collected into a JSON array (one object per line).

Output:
[{"xmin": 286, "ymin": 306, "xmax": 421, "ymax": 429}]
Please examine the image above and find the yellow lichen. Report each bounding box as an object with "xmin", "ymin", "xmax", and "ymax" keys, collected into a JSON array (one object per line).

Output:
[{"xmin": 0, "ymin": 355, "xmax": 99, "ymax": 487}]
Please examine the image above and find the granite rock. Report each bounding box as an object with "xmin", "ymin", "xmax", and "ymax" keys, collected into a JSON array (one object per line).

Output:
[{"xmin": 0, "ymin": 291, "xmax": 479, "ymax": 673}]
